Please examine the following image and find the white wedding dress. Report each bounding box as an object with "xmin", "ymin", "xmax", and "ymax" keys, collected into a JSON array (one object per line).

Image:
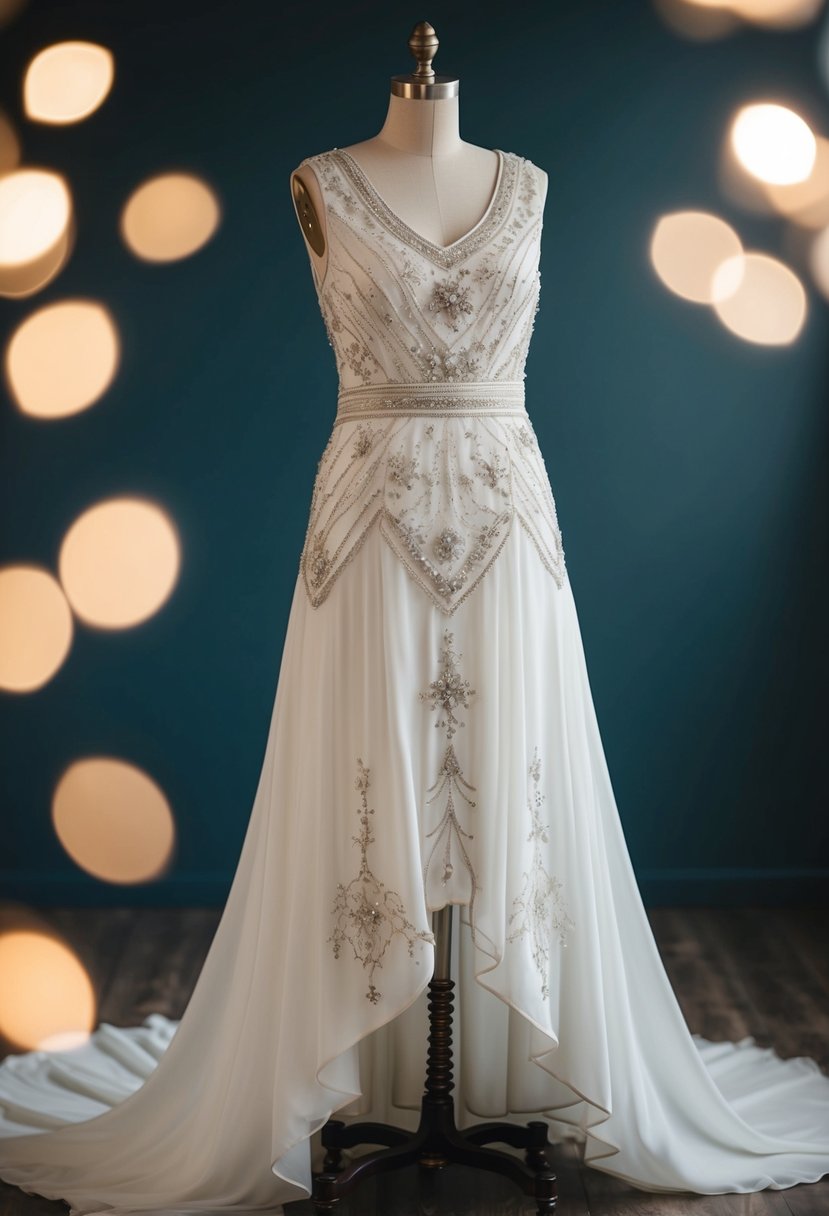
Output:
[{"xmin": 0, "ymin": 145, "xmax": 827, "ymax": 1215}]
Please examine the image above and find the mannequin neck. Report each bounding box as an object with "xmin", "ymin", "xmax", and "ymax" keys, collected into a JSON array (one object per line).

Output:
[{"xmin": 375, "ymin": 93, "xmax": 462, "ymax": 157}]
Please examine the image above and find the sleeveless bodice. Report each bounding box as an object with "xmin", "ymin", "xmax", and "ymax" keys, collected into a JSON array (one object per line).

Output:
[
  {"xmin": 301, "ymin": 148, "xmax": 543, "ymax": 390},
  {"xmin": 295, "ymin": 146, "xmax": 567, "ymax": 615}
]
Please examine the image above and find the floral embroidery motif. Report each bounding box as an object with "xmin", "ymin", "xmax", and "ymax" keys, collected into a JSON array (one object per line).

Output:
[
  {"xmin": 424, "ymin": 342, "xmax": 486, "ymax": 382},
  {"xmin": 433, "ymin": 526, "xmax": 465, "ymax": 564},
  {"xmin": 428, "ymin": 274, "xmax": 474, "ymax": 330},
  {"xmin": 382, "ymin": 421, "xmax": 520, "ymax": 613},
  {"xmin": 343, "ymin": 338, "xmax": 380, "ymax": 384},
  {"xmin": 308, "ymin": 532, "xmax": 331, "ymax": 589},
  {"xmin": 420, "ymin": 631, "xmax": 479, "ymax": 911},
  {"xmin": 508, "ymin": 748, "xmax": 574, "ymax": 999},
  {"xmin": 387, "ymin": 448, "xmax": 420, "ymax": 494},
  {"xmin": 419, "ymin": 628, "xmax": 476, "ymax": 740},
  {"xmin": 472, "ymin": 258, "xmax": 496, "ymax": 285},
  {"xmin": 389, "ymin": 513, "xmax": 510, "ymax": 612},
  {"xmin": 518, "ymin": 170, "xmax": 539, "ymax": 210},
  {"xmin": 472, "ymin": 443, "xmax": 509, "ymax": 494},
  {"xmin": 330, "ymin": 758, "xmax": 434, "ymax": 1003},
  {"xmin": 353, "ymin": 426, "xmax": 374, "ymax": 458},
  {"xmin": 399, "ymin": 255, "xmax": 426, "ymax": 288}
]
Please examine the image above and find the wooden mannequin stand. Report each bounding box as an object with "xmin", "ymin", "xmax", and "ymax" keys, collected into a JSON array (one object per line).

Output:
[{"xmin": 311, "ymin": 905, "xmax": 557, "ymax": 1214}]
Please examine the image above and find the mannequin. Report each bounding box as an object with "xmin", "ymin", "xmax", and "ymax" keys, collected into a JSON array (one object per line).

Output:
[
  {"xmin": 290, "ymin": 30, "xmax": 546, "ymax": 280},
  {"xmin": 290, "ymin": 23, "xmax": 559, "ymax": 1216}
]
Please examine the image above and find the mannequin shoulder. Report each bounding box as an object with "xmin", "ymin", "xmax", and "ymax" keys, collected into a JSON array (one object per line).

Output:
[
  {"xmin": 289, "ymin": 150, "xmax": 347, "ymax": 221},
  {"xmin": 290, "ymin": 148, "xmax": 339, "ymax": 185},
  {"xmin": 290, "ymin": 147, "xmax": 347, "ymax": 215},
  {"xmin": 290, "ymin": 155, "xmax": 332, "ymax": 263}
]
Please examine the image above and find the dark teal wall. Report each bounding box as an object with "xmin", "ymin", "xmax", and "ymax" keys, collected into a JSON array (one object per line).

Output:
[{"xmin": 1, "ymin": 0, "xmax": 827, "ymax": 906}]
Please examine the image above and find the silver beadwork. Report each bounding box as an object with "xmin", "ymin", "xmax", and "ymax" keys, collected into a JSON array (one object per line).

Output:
[
  {"xmin": 330, "ymin": 758, "xmax": 434, "ymax": 1003},
  {"xmin": 433, "ymin": 527, "xmax": 465, "ymax": 564},
  {"xmin": 294, "ymin": 152, "xmax": 566, "ymax": 614},
  {"xmin": 507, "ymin": 747, "xmax": 574, "ymax": 1000},
  {"xmin": 420, "ymin": 631, "xmax": 480, "ymax": 914},
  {"xmin": 428, "ymin": 275, "xmax": 474, "ymax": 329},
  {"xmin": 332, "ymin": 148, "xmax": 517, "ymax": 270},
  {"xmin": 419, "ymin": 628, "xmax": 476, "ymax": 740}
]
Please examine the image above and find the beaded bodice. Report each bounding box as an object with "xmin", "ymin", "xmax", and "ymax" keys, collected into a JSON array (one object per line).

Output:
[
  {"xmin": 299, "ymin": 147, "xmax": 543, "ymax": 388},
  {"xmin": 294, "ymin": 145, "xmax": 567, "ymax": 615}
]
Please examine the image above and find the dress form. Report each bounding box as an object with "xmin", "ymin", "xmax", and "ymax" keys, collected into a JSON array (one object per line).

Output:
[
  {"xmin": 338, "ymin": 97, "xmax": 502, "ymax": 247},
  {"xmin": 290, "ymin": 35, "xmax": 546, "ymax": 280},
  {"xmin": 292, "ymin": 24, "xmax": 560, "ymax": 1215}
]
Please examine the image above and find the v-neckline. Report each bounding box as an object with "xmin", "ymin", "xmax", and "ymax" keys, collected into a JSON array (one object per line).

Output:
[{"xmin": 332, "ymin": 147, "xmax": 511, "ymax": 268}]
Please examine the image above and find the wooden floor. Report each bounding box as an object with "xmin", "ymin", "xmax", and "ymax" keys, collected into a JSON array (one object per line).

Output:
[{"xmin": 0, "ymin": 907, "xmax": 826, "ymax": 1215}]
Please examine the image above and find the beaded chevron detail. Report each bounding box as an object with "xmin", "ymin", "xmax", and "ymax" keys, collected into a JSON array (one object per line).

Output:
[
  {"xmin": 294, "ymin": 144, "xmax": 567, "ymax": 613},
  {"xmin": 332, "ymin": 147, "xmax": 517, "ymax": 271}
]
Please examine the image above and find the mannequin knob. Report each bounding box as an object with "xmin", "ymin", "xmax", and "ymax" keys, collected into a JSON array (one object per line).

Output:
[{"xmin": 408, "ymin": 20, "xmax": 438, "ymax": 80}]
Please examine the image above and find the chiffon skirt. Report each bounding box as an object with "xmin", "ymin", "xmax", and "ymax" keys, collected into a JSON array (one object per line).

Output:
[{"xmin": 1, "ymin": 508, "xmax": 828, "ymax": 1215}]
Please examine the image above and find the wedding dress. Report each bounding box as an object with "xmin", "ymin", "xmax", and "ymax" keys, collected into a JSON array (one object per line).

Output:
[{"xmin": 0, "ymin": 145, "xmax": 827, "ymax": 1216}]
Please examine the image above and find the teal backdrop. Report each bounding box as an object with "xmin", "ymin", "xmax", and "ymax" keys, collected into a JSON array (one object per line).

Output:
[{"xmin": 1, "ymin": 0, "xmax": 827, "ymax": 906}]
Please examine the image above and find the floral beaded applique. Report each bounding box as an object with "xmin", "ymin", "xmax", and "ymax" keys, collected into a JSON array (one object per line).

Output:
[
  {"xmin": 507, "ymin": 747, "xmax": 574, "ymax": 1000},
  {"xmin": 428, "ymin": 273, "xmax": 474, "ymax": 331},
  {"xmin": 419, "ymin": 630, "xmax": 480, "ymax": 918},
  {"xmin": 330, "ymin": 758, "xmax": 434, "ymax": 1004}
]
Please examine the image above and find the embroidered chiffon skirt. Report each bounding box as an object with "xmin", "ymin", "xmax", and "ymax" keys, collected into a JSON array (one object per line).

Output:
[{"xmin": 0, "ymin": 414, "xmax": 828, "ymax": 1214}]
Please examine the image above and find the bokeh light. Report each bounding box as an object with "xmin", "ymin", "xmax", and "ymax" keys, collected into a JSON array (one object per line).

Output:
[
  {"xmin": 0, "ymin": 167, "xmax": 73, "ymax": 297},
  {"xmin": 0, "ymin": 0, "xmax": 28, "ymax": 31},
  {"xmin": 808, "ymin": 224, "xmax": 829, "ymax": 299},
  {"xmin": 59, "ymin": 498, "xmax": 181, "ymax": 629},
  {"xmin": 0, "ymin": 109, "xmax": 21, "ymax": 173},
  {"xmin": 6, "ymin": 299, "xmax": 120, "ymax": 419},
  {"xmin": 53, "ymin": 757, "xmax": 176, "ymax": 884},
  {"xmin": 120, "ymin": 172, "xmax": 221, "ymax": 262},
  {"xmin": 24, "ymin": 41, "xmax": 114, "ymax": 125},
  {"xmin": 762, "ymin": 135, "xmax": 829, "ymax": 228},
  {"xmin": 730, "ymin": 103, "xmax": 817, "ymax": 186},
  {"xmin": 0, "ymin": 565, "xmax": 73, "ymax": 692},
  {"xmin": 711, "ymin": 252, "xmax": 807, "ymax": 343},
  {"xmin": 0, "ymin": 930, "xmax": 96, "ymax": 1051},
  {"xmin": 0, "ymin": 167, "xmax": 71, "ymax": 265},
  {"xmin": 653, "ymin": 0, "xmax": 825, "ymax": 38},
  {"xmin": 652, "ymin": 0, "xmax": 740, "ymax": 40},
  {"xmin": 650, "ymin": 210, "xmax": 744, "ymax": 302},
  {"xmin": 730, "ymin": 0, "xmax": 825, "ymax": 27}
]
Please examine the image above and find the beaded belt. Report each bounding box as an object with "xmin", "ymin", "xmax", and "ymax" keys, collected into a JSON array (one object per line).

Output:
[{"xmin": 334, "ymin": 380, "xmax": 527, "ymax": 425}]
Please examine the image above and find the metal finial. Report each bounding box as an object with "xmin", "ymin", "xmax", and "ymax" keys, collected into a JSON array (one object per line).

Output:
[
  {"xmin": 391, "ymin": 20, "xmax": 459, "ymax": 100},
  {"xmin": 408, "ymin": 21, "xmax": 438, "ymax": 80}
]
